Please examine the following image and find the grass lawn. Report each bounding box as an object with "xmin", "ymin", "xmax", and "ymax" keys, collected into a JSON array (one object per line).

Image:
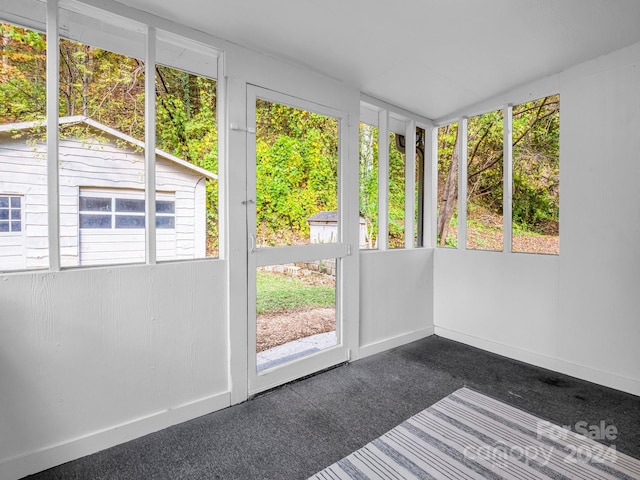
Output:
[{"xmin": 256, "ymin": 270, "xmax": 335, "ymax": 315}]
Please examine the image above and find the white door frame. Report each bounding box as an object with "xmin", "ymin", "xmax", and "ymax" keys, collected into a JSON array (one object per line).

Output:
[{"xmin": 246, "ymin": 85, "xmax": 352, "ymax": 395}]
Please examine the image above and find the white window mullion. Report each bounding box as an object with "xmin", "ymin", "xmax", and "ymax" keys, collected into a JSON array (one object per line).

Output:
[
  {"xmin": 377, "ymin": 110, "xmax": 389, "ymax": 250},
  {"xmin": 145, "ymin": 27, "xmax": 157, "ymax": 264},
  {"xmin": 458, "ymin": 117, "xmax": 468, "ymax": 249},
  {"xmin": 47, "ymin": 0, "xmax": 61, "ymax": 271},
  {"xmin": 404, "ymin": 120, "xmax": 416, "ymax": 248},
  {"xmin": 503, "ymin": 104, "xmax": 513, "ymax": 253}
]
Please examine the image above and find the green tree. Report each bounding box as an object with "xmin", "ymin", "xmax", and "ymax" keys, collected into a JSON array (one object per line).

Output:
[
  {"xmin": 255, "ymin": 100, "xmax": 338, "ymax": 245},
  {"xmin": 0, "ymin": 24, "xmax": 47, "ymax": 123}
]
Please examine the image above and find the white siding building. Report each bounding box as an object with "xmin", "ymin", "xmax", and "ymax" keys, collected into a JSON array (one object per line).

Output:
[{"xmin": 0, "ymin": 116, "xmax": 217, "ymax": 269}]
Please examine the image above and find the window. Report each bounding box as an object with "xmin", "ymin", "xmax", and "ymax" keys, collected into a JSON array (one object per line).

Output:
[
  {"xmin": 437, "ymin": 97, "xmax": 559, "ymax": 255},
  {"xmin": 79, "ymin": 195, "xmax": 175, "ymax": 229},
  {"xmin": 414, "ymin": 127, "xmax": 426, "ymax": 248},
  {"xmin": 359, "ymin": 122, "xmax": 379, "ymax": 249},
  {"xmin": 467, "ymin": 109, "xmax": 504, "ymax": 251},
  {"xmin": 155, "ymin": 64, "xmax": 218, "ymax": 258},
  {"xmin": 512, "ymin": 95, "xmax": 559, "ymax": 255},
  {"xmin": 437, "ymin": 122, "xmax": 459, "ymax": 248},
  {"xmin": 0, "ymin": 21, "xmax": 48, "ymax": 272},
  {"xmin": 388, "ymin": 131, "xmax": 405, "ymax": 249},
  {"xmin": 0, "ymin": 195, "xmax": 22, "ymax": 232}
]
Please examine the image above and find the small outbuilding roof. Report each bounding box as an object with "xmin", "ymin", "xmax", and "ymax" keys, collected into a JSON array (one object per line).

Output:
[{"xmin": 0, "ymin": 116, "xmax": 217, "ymax": 181}]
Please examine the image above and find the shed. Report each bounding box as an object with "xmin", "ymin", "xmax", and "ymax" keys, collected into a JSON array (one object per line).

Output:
[
  {"xmin": 307, "ymin": 210, "xmax": 367, "ymax": 247},
  {"xmin": 0, "ymin": 116, "xmax": 217, "ymax": 268}
]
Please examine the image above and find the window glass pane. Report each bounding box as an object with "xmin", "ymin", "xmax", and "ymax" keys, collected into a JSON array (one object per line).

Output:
[
  {"xmin": 388, "ymin": 131, "xmax": 405, "ymax": 249},
  {"xmin": 115, "ymin": 198, "xmax": 145, "ymax": 213},
  {"xmin": 155, "ymin": 200, "xmax": 175, "ymax": 214},
  {"xmin": 59, "ymin": 34, "xmax": 145, "ymax": 267},
  {"xmin": 359, "ymin": 123, "xmax": 378, "ymax": 249},
  {"xmin": 156, "ymin": 216, "xmax": 175, "ymax": 229},
  {"xmin": 155, "ymin": 65, "xmax": 217, "ymax": 260},
  {"xmin": 467, "ymin": 110, "xmax": 503, "ymax": 251},
  {"xmin": 437, "ymin": 123, "xmax": 459, "ymax": 248},
  {"xmin": 415, "ymin": 127, "xmax": 425, "ymax": 247},
  {"xmin": 115, "ymin": 215, "xmax": 145, "ymax": 229},
  {"xmin": 79, "ymin": 196, "xmax": 112, "ymax": 212},
  {"xmin": 1, "ymin": 22, "xmax": 48, "ymax": 271},
  {"xmin": 512, "ymin": 95, "xmax": 560, "ymax": 255},
  {"xmin": 79, "ymin": 214, "xmax": 111, "ymax": 229},
  {"xmin": 255, "ymin": 99, "xmax": 338, "ymax": 247}
]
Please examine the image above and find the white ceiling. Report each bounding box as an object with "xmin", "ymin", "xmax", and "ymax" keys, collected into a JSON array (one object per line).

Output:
[{"xmin": 119, "ymin": 0, "xmax": 640, "ymax": 120}]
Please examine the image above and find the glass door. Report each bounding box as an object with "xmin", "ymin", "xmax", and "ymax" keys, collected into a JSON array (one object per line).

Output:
[{"xmin": 247, "ymin": 86, "xmax": 350, "ymax": 394}]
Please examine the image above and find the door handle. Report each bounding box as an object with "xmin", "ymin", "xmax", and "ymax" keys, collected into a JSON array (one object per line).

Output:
[{"xmin": 249, "ymin": 234, "xmax": 256, "ymax": 253}]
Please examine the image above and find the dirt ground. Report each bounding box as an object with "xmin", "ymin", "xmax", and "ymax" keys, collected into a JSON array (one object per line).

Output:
[{"xmin": 256, "ymin": 307, "xmax": 335, "ymax": 352}]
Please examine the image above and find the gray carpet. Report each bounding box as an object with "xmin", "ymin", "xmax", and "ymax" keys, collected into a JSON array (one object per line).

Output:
[{"xmin": 24, "ymin": 336, "xmax": 640, "ymax": 479}]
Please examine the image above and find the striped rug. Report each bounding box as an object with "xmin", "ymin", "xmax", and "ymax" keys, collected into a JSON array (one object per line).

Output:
[{"xmin": 310, "ymin": 387, "xmax": 640, "ymax": 479}]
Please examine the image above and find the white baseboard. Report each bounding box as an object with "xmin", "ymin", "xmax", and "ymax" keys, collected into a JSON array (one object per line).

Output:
[
  {"xmin": 358, "ymin": 326, "xmax": 435, "ymax": 359},
  {"xmin": 435, "ymin": 327, "xmax": 640, "ymax": 397},
  {"xmin": 0, "ymin": 391, "xmax": 231, "ymax": 480}
]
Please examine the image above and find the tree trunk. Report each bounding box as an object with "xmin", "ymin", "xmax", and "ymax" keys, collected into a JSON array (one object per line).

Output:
[
  {"xmin": 437, "ymin": 132, "xmax": 459, "ymax": 245},
  {"xmin": 82, "ymin": 45, "xmax": 91, "ymax": 117}
]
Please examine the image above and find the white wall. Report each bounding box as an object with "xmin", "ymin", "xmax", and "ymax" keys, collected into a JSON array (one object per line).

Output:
[
  {"xmin": 435, "ymin": 40, "xmax": 640, "ymax": 397},
  {"xmin": 556, "ymin": 41, "xmax": 640, "ymax": 395},
  {"xmin": 0, "ymin": 261, "xmax": 229, "ymax": 479},
  {"xmin": 359, "ymin": 249, "xmax": 434, "ymax": 358}
]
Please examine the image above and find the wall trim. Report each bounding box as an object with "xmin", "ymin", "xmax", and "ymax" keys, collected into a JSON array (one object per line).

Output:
[
  {"xmin": 358, "ymin": 327, "xmax": 435, "ymax": 359},
  {"xmin": 435, "ymin": 327, "xmax": 640, "ymax": 397},
  {"xmin": 0, "ymin": 391, "xmax": 231, "ymax": 480}
]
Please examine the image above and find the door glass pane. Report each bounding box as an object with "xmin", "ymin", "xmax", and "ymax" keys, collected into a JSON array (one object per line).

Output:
[
  {"xmin": 255, "ymin": 99, "xmax": 338, "ymax": 247},
  {"xmin": 256, "ymin": 259, "xmax": 337, "ymax": 372}
]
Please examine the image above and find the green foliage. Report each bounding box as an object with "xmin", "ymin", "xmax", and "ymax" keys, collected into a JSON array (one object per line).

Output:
[
  {"xmin": 359, "ymin": 123, "xmax": 378, "ymax": 247},
  {"xmin": 512, "ymin": 95, "xmax": 560, "ymax": 233},
  {"xmin": 256, "ymin": 271, "xmax": 335, "ymax": 314},
  {"xmin": 437, "ymin": 123, "xmax": 458, "ymax": 186},
  {"xmin": 467, "ymin": 109, "xmax": 504, "ymax": 214},
  {"xmin": 388, "ymin": 132, "xmax": 406, "ymax": 248},
  {"xmin": 0, "ymin": 24, "xmax": 47, "ymax": 122},
  {"xmin": 256, "ymin": 100, "xmax": 338, "ymax": 244}
]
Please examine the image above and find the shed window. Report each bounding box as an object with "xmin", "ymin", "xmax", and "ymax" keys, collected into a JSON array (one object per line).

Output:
[
  {"xmin": 0, "ymin": 196, "xmax": 22, "ymax": 233},
  {"xmin": 79, "ymin": 195, "xmax": 175, "ymax": 229}
]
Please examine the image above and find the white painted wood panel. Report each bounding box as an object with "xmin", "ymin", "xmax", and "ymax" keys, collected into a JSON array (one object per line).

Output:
[
  {"xmin": 0, "ymin": 261, "xmax": 228, "ymax": 477},
  {"xmin": 359, "ymin": 249, "xmax": 434, "ymax": 357}
]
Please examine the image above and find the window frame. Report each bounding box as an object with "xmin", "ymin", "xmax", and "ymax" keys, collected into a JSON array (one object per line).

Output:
[
  {"xmin": 0, "ymin": 0, "xmax": 223, "ymax": 271},
  {"xmin": 78, "ymin": 190, "xmax": 176, "ymax": 231},
  {"xmin": 0, "ymin": 194, "xmax": 23, "ymax": 234},
  {"xmin": 434, "ymin": 94, "xmax": 560, "ymax": 256}
]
